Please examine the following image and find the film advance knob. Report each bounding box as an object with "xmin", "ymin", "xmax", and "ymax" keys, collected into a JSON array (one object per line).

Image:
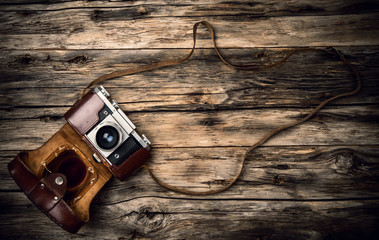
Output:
[
  {"xmin": 111, "ymin": 99, "xmax": 119, "ymax": 109},
  {"xmin": 99, "ymin": 85, "xmax": 110, "ymax": 98}
]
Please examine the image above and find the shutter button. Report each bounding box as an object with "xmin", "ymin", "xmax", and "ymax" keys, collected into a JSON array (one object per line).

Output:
[{"xmin": 55, "ymin": 176, "xmax": 64, "ymax": 186}]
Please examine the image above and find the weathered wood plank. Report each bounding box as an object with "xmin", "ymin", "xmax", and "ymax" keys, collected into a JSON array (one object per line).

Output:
[
  {"xmin": 0, "ymin": 105, "xmax": 377, "ymax": 150},
  {"xmin": 2, "ymin": 146, "xmax": 379, "ymax": 199},
  {"xmin": 1, "ymin": 48, "xmax": 377, "ymax": 111},
  {"xmin": 1, "ymin": 0, "xmax": 378, "ymax": 17},
  {"xmin": 1, "ymin": 0, "xmax": 378, "ymax": 239},
  {"xmin": 0, "ymin": 192, "xmax": 378, "ymax": 239},
  {"xmin": 1, "ymin": 13, "xmax": 378, "ymax": 49}
]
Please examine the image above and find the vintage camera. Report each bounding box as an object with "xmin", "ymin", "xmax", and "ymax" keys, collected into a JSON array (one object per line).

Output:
[
  {"xmin": 8, "ymin": 86, "xmax": 151, "ymax": 233},
  {"xmin": 65, "ymin": 86, "xmax": 151, "ymax": 181}
]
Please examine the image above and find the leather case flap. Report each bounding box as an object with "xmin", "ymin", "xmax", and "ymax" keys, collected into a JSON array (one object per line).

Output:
[
  {"xmin": 8, "ymin": 155, "xmax": 85, "ymax": 234},
  {"xmin": 64, "ymin": 91, "xmax": 104, "ymax": 135}
]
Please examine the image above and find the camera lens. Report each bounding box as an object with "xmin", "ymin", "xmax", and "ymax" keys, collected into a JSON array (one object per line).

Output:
[{"xmin": 96, "ymin": 126, "xmax": 120, "ymax": 150}]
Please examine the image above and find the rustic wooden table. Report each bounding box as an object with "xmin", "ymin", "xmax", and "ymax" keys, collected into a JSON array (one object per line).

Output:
[{"xmin": 1, "ymin": 1, "xmax": 378, "ymax": 239}]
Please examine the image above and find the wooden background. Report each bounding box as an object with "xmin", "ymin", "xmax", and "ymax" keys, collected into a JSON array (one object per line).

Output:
[{"xmin": 0, "ymin": 1, "xmax": 379, "ymax": 239}]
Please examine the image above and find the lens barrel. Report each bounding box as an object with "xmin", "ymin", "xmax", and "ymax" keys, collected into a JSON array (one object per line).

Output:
[{"xmin": 96, "ymin": 126, "xmax": 119, "ymax": 150}]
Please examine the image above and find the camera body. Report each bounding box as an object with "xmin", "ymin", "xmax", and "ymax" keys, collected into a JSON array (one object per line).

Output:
[{"xmin": 65, "ymin": 86, "xmax": 151, "ymax": 181}]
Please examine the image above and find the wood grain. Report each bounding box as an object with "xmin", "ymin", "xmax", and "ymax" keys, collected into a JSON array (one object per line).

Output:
[
  {"xmin": 1, "ymin": 193, "xmax": 378, "ymax": 240},
  {"xmin": 1, "ymin": 48, "xmax": 377, "ymax": 111},
  {"xmin": 1, "ymin": 2, "xmax": 379, "ymax": 49},
  {"xmin": 0, "ymin": 105, "xmax": 378, "ymax": 150},
  {"xmin": 0, "ymin": 0, "xmax": 378, "ymax": 239},
  {"xmin": 1, "ymin": 146, "xmax": 379, "ymax": 238},
  {"xmin": 1, "ymin": 0, "xmax": 378, "ymax": 14},
  {"xmin": 3, "ymin": 146, "xmax": 378, "ymax": 199}
]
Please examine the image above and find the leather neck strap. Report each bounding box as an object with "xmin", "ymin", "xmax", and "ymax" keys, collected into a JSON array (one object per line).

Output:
[{"xmin": 81, "ymin": 21, "xmax": 361, "ymax": 195}]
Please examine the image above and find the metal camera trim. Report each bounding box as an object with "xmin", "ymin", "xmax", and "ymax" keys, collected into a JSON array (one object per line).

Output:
[
  {"xmin": 83, "ymin": 85, "xmax": 151, "ymax": 167},
  {"xmin": 86, "ymin": 118, "xmax": 128, "ymax": 158}
]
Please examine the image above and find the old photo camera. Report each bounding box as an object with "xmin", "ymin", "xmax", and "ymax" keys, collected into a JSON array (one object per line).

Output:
[
  {"xmin": 65, "ymin": 85, "xmax": 151, "ymax": 180},
  {"xmin": 8, "ymin": 85, "xmax": 151, "ymax": 233}
]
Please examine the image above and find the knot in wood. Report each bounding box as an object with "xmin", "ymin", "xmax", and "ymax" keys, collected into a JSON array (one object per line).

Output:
[
  {"xmin": 130, "ymin": 204, "xmax": 168, "ymax": 234},
  {"xmin": 335, "ymin": 152, "xmax": 358, "ymax": 170},
  {"xmin": 272, "ymin": 175, "xmax": 284, "ymax": 185},
  {"xmin": 67, "ymin": 55, "xmax": 88, "ymax": 64},
  {"xmin": 9, "ymin": 54, "xmax": 34, "ymax": 68}
]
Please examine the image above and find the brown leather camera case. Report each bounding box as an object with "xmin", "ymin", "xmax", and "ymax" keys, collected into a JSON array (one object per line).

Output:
[
  {"xmin": 8, "ymin": 123, "xmax": 113, "ymax": 233},
  {"xmin": 8, "ymin": 89, "xmax": 150, "ymax": 233}
]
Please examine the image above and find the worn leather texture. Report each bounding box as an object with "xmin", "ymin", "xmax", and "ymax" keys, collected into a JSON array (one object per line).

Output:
[
  {"xmin": 111, "ymin": 147, "xmax": 150, "ymax": 181},
  {"xmin": 8, "ymin": 123, "xmax": 112, "ymax": 233},
  {"xmin": 8, "ymin": 157, "xmax": 84, "ymax": 233},
  {"xmin": 64, "ymin": 90, "xmax": 105, "ymax": 135},
  {"xmin": 8, "ymin": 89, "xmax": 150, "ymax": 233}
]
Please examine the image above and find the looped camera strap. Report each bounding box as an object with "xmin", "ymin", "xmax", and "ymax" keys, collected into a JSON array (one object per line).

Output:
[{"xmin": 81, "ymin": 21, "xmax": 361, "ymax": 195}]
